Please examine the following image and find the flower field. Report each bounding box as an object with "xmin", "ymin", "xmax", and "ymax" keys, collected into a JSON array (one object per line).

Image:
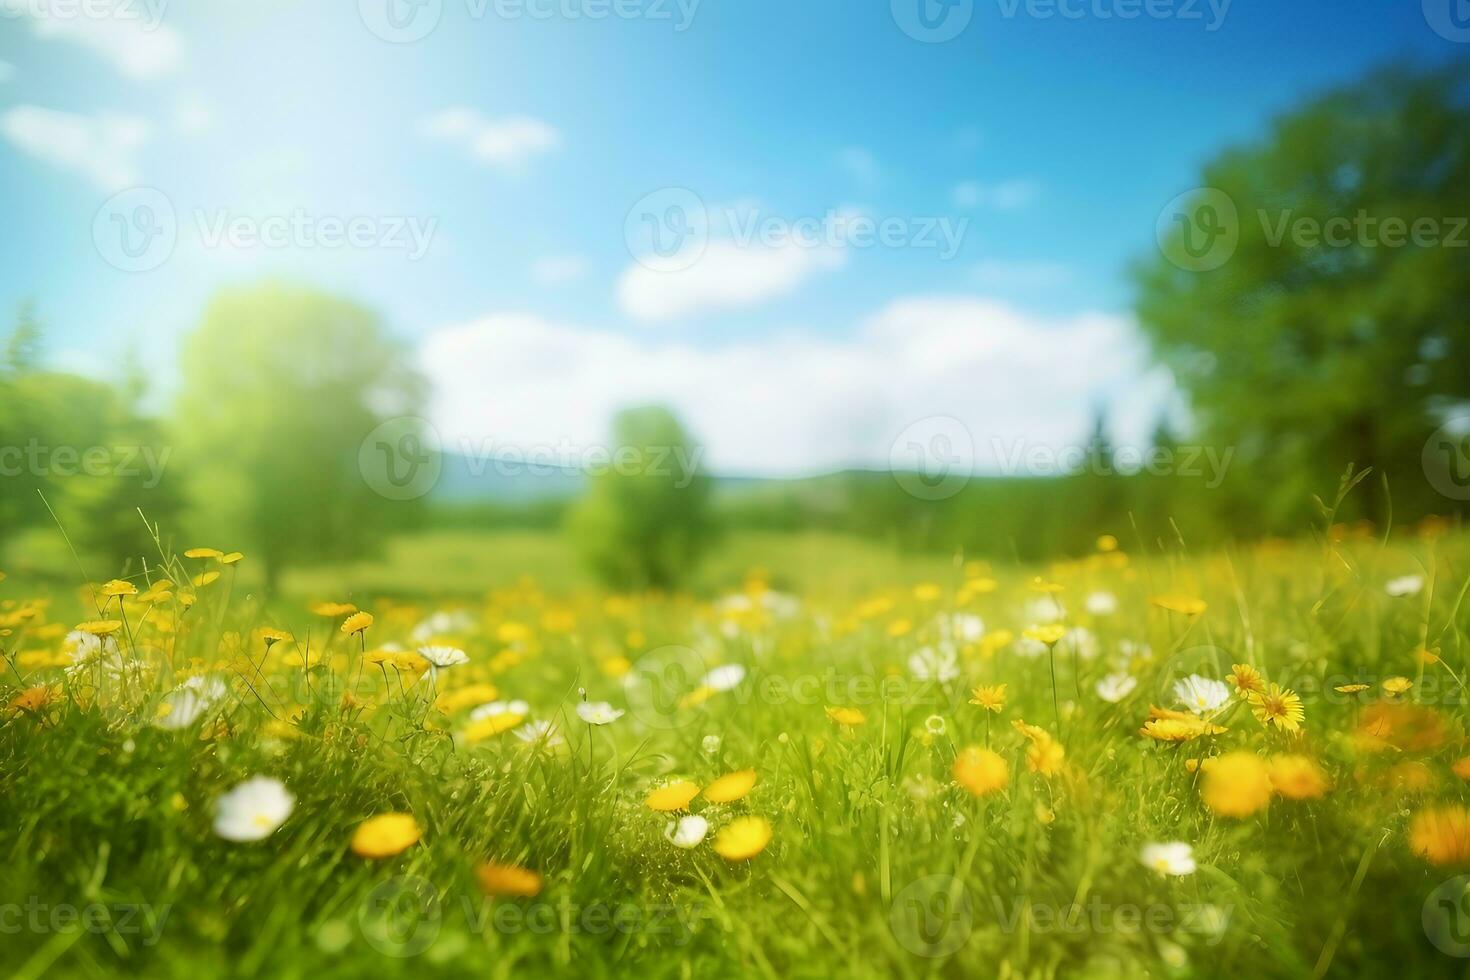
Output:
[{"xmin": 3, "ymin": 524, "xmax": 1470, "ymax": 977}]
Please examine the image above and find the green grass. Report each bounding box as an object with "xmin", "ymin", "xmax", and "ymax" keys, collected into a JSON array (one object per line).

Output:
[{"xmin": 1, "ymin": 527, "xmax": 1468, "ymax": 977}]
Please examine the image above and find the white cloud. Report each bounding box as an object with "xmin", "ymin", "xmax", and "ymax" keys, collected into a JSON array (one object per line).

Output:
[
  {"xmin": 420, "ymin": 297, "xmax": 1169, "ymax": 476},
  {"xmin": 952, "ymin": 179, "xmax": 1040, "ymax": 210},
  {"xmin": 531, "ymin": 255, "xmax": 588, "ymax": 286},
  {"xmin": 616, "ymin": 239, "xmax": 845, "ymax": 323},
  {"xmin": 172, "ymin": 94, "xmax": 211, "ymax": 134},
  {"xmin": 1, "ymin": 105, "xmax": 148, "ymax": 190},
  {"xmin": 2, "ymin": 0, "xmax": 183, "ymax": 79},
  {"xmin": 419, "ymin": 108, "xmax": 560, "ymax": 169}
]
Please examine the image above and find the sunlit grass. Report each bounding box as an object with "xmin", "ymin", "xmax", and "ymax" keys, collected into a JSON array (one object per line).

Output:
[{"xmin": 1, "ymin": 524, "xmax": 1467, "ymax": 977}]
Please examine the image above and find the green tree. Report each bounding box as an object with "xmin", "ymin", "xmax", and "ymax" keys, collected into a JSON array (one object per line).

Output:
[
  {"xmin": 1135, "ymin": 61, "xmax": 1470, "ymax": 528},
  {"xmin": 567, "ymin": 406, "xmax": 713, "ymax": 590},
  {"xmin": 0, "ymin": 305, "xmax": 43, "ymax": 551},
  {"xmin": 175, "ymin": 284, "xmax": 426, "ymax": 591}
]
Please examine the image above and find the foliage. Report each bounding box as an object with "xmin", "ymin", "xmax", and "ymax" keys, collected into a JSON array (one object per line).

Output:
[
  {"xmin": 175, "ymin": 283, "xmax": 427, "ymax": 590},
  {"xmin": 566, "ymin": 406, "xmax": 713, "ymax": 590},
  {"xmin": 1135, "ymin": 61, "xmax": 1470, "ymax": 527}
]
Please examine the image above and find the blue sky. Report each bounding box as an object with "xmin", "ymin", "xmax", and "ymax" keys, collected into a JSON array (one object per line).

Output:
[{"xmin": 0, "ymin": 0, "xmax": 1462, "ymax": 474}]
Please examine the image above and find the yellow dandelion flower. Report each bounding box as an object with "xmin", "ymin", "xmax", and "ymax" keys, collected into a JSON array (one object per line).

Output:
[
  {"xmin": 462, "ymin": 712, "xmax": 525, "ymax": 742},
  {"xmin": 350, "ymin": 813, "xmax": 422, "ymax": 859},
  {"xmin": 1149, "ymin": 594, "xmax": 1207, "ymax": 616},
  {"xmin": 1228, "ymin": 663, "xmax": 1264, "ymax": 696},
  {"xmin": 969, "ymin": 684, "xmax": 1007, "ymax": 712},
  {"xmin": 476, "ymin": 862, "xmax": 543, "ymax": 897},
  {"xmin": 435, "ymin": 684, "xmax": 500, "ymax": 714},
  {"xmin": 645, "ymin": 781, "xmax": 701, "ymax": 812},
  {"xmin": 183, "ymin": 548, "xmax": 223, "ymax": 559},
  {"xmin": 256, "ymin": 628, "xmax": 293, "ymax": 648},
  {"xmin": 912, "ymin": 583, "xmax": 943, "ymax": 602},
  {"xmin": 340, "ymin": 612, "xmax": 374, "ymax": 635},
  {"xmin": 1022, "ymin": 624, "xmax": 1066, "ymax": 646},
  {"xmin": 679, "ymin": 685, "xmax": 715, "ymax": 709},
  {"xmin": 979, "ymin": 629, "xmax": 1013, "ymax": 657},
  {"xmin": 219, "ymin": 552, "xmax": 245, "ymax": 565},
  {"xmin": 1247, "ymin": 684, "xmax": 1305, "ymax": 731},
  {"xmin": 703, "ymin": 769, "xmax": 757, "ymax": 804},
  {"xmin": 1334, "ymin": 683, "xmax": 1370, "ymax": 694},
  {"xmin": 713, "ymin": 816, "xmax": 772, "ymax": 861},
  {"xmin": 953, "ymin": 747, "xmax": 1008, "ymax": 797},
  {"xmin": 99, "ymin": 579, "xmax": 138, "ymax": 598},
  {"xmin": 310, "ymin": 601, "xmax": 357, "ymax": 618},
  {"xmin": 1096, "ymin": 534, "xmax": 1118, "ymax": 552},
  {"xmin": 1201, "ymin": 751, "xmax": 1272, "ymax": 818},
  {"xmin": 1027, "ymin": 738, "xmax": 1066, "ymax": 776},
  {"xmin": 1453, "ymin": 756, "xmax": 1470, "ymax": 781},
  {"xmin": 1383, "ymin": 676, "xmax": 1413, "ymax": 696},
  {"xmin": 825, "ymin": 706, "xmax": 866, "ymax": 727},
  {"xmin": 8, "ymin": 685, "xmax": 58, "ymax": 714},
  {"xmin": 1028, "ymin": 577, "xmax": 1064, "ymax": 593},
  {"xmin": 1139, "ymin": 718, "xmax": 1228, "ymax": 742},
  {"xmin": 1410, "ymin": 806, "xmax": 1470, "ymax": 866},
  {"xmin": 886, "ymin": 618, "xmax": 913, "ymax": 638},
  {"xmin": 1268, "ymin": 754, "xmax": 1330, "ymax": 800},
  {"xmin": 74, "ymin": 620, "xmax": 123, "ymax": 636},
  {"xmin": 192, "ymin": 571, "xmax": 220, "ymax": 588}
]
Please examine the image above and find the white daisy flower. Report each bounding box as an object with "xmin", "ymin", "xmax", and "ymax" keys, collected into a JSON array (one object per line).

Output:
[
  {"xmin": 1013, "ymin": 637, "xmax": 1048, "ymax": 659},
  {"xmin": 1386, "ymin": 575, "xmax": 1424, "ymax": 598},
  {"xmin": 418, "ymin": 645, "xmax": 469, "ymax": 668},
  {"xmin": 1085, "ymin": 591, "xmax": 1118, "ymax": 616},
  {"xmin": 154, "ymin": 676, "xmax": 228, "ymax": 730},
  {"xmin": 701, "ymin": 735, "xmax": 722, "ymax": 755},
  {"xmin": 576, "ymin": 701, "xmax": 624, "ymax": 725},
  {"xmin": 1140, "ymin": 841, "xmax": 1197, "ymax": 876},
  {"xmin": 213, "ymin": 776, "xmax": 295, "ymax": 842},
  {"xmin": 702, "ymin": 664, "xmax": 746, "ymax": 692},
  {"xmin": 1095, "ymin": 672, "xmax": 1137, "ymax": 703},
  {"xmin": 714, "ymin": 594, "xmax": 754, "ymax": 614},
  {"xmin": 908, "ymin": 645, "xmax": 960, "ymax": 683},
  {"xmin": 469, "ymin": 699, "xmax": 529, "ymax": 722},
  {"xmin": 411, "ymin": 610, "xmax": 475, "ymax": 642},
  {"xmin": 1063, "ymin": 626, "xmax": 1100, "ymax": 660},
  {"xmin": 1117, "ymin": 639, "xmax": 1152, "ymax": 667},
  {"xmin": 949, "ymin": 614, "xmax": 985, "ymax": 643},
  {"xmin": 1174, "ymin": 674, "xmax": 1231, "ymax": 715},
  {"xmin": 513, "ymin": 720, "xmax": 563, "ymax": 747},
  {"xmin": 761, "ymin": 592, "xmax": 801, "ymax": 618},
  {"xmin": 1024, "ymin": 597, "xmax": 1065, "ymax": 623},
  {"xmin": 665, "ymin": 815, "xmax": 709, "ymax": 849}
]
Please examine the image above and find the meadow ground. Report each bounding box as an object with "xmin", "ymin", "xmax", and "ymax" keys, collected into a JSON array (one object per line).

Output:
[{"xmin": 3, "ymin": 525, "xmax": 1470, "ymax": 978}]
